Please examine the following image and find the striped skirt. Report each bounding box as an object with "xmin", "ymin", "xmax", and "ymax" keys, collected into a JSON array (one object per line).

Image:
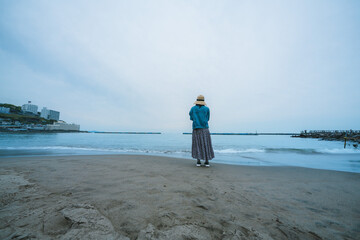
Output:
[{"xmin": 192, "ymin": 128, "xmax": 215, "ymax": 161}]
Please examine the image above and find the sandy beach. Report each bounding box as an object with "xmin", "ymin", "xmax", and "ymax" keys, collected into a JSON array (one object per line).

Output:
[{"xmin": 0, "ymin": 155, "xmax": 359, "ymax": 240}]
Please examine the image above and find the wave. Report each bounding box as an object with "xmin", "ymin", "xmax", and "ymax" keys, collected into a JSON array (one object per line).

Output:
[
  {"xmin": 317, "ymin": 148, "xmax": 360, "ymax": 154},
  {"xmin": 1, "ymin": 146, "xmax": 121, "ymax": 151},
  {"xmin": 266, "ymin": 147, "xmax": 360, "ymax": 154},
  {"xmin": 215, "ymin": 147, "xmax": 359, "ymax": 154},
  {"xmin": 215, "ymin": 148, "xmax": 265, "ymax": 153},
  {"xmin": 265, "ymin": 148, "xmax": 319, "ymax": 154},
  {"xmin": 0, "ymin": 146, "xmax": 191, "ymax": 155},
  {"xmin": 0, "ymin": 146, "xmax": 359, "ymax": 155},
  {"xmin": 215, "ymin": 148, "xmax": 320, "ymax": 154}
]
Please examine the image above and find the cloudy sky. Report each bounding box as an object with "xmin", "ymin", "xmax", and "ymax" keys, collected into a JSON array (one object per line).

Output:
[{"xmin": 1, "ymin": 0, "xmax": 359, "ymax": 132}]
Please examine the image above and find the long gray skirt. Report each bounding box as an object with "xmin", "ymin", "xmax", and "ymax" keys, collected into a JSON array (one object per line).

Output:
[{"xmin": 192, "ymin": 128, "xmax": 215, "ymax": 161}]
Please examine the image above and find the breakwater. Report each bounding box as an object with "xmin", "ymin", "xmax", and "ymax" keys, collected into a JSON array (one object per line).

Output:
[
  {"xmin": 293, "ymin": 130, "xmax": 360, "ymax": 145},
  {"xmin": 89, "ymin": 131, "xmax": 161, "ymax": 134},
  {"xmin": 183, "ymin": 132, "xmax": 258, "ymax": 135},
  {"xmin": 183, "ymin": 133, "xmax": 297, "ymax": 135}
]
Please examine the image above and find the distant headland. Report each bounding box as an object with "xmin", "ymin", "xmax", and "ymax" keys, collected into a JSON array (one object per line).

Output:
[{"xmin": 0, "ymin": 102, "xmax": 80, "ymax": 132}]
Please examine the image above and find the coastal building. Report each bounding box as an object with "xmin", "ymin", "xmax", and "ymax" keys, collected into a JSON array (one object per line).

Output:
[
  {"xmin": 0, "ymin": 107, "xmax": 10, "ymax": 114},
  {"xmin": 41, "ymin": 107, "xmax": 60, "ymax": 121},
  {"xmin": 26, "ymin": 124, "xmax": 45, "ymax": 131},
  {"xmin": 45, "ymin": 121, "xmax": 80, "ymax": 131},
  {"xmin": 0, "ymin": 118, "xmax": 11, "ymax": 125},
  {"xmin": 21, "ymin": 101, "xmax": 38, "ymax": 115}
]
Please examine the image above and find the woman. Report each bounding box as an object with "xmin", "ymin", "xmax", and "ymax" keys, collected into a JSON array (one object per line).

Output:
[{"xmin": 189, "ymin": 95, "xmax": 215, "ymax": 167}]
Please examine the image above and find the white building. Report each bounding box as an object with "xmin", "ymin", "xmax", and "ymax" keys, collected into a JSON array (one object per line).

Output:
[
  {"xmin": 41, "ymin": 107, "xmax": 60, "ymax": 121},
  {"xmin": 45, "ymin": 121, "xmax": 80, "ymax": 131},
  {"xmin": 0, "ymin": 107, "xmax": 10, "ymax": 114},
  {"xmin": 22, "ymin": 101, "xmax": 38, "ymax": 114}
]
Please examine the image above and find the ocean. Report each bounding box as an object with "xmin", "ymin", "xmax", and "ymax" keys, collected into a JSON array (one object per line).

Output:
[{"xmin": 0, "ymin": 132, "xmax": 359, "ymax": 173}]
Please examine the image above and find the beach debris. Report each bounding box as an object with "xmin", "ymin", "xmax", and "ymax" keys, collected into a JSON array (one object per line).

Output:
[{"xmin": 196, "ymin": 204, "xmax": 209, "ymax": 210}]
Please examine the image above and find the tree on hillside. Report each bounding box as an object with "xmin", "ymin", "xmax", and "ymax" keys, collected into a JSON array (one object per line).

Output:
[{"xmin": 0, "ymin": 103, "xmax": 22, "ymax": 114}]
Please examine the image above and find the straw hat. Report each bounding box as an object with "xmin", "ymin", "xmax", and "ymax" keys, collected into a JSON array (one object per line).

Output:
[{"xmin": 194, "ymin": 95, "xmax": 206, "ymax": 105}]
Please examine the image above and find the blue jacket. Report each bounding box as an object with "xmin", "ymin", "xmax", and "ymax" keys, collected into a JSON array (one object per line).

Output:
[{"xmin": 189, "ymin": 105, "xmax": 210, "ymax": 129}]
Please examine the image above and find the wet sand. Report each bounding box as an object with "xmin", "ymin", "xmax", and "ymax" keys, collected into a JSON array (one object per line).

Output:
[{"xmin": 0, "ymin": 155, "xmax": 359, "ymax": 239}]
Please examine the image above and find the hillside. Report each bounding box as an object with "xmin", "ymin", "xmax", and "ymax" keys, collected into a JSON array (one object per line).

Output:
[{"xmin": 0, "ymin": 103, "xmax": 54, "ymax": 125}]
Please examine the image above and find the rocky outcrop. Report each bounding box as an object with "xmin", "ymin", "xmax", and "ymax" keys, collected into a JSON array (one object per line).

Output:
[{"xmin": 293, "ymin": 130, "xmax": 360, "ymax": 145}]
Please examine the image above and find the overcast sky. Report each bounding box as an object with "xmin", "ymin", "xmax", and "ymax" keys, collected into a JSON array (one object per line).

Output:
[{"xmin": 1, "ymin": 0, "xmax": 359, "ymax": 132}]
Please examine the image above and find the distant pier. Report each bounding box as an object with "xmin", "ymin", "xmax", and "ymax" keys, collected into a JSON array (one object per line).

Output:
[{"xmin": 89, "ymin": 131, "xmax": 161, "ymax": 134}]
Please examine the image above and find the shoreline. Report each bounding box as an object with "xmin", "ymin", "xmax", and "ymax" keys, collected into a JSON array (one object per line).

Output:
[
  {"xmin": 1, "ymin": 151, "xmax": 359, "ymax": 174},
  {"xmin": 0, "ymin": 129, "xmax": 86, "ymax": 133},
  {"xmin": 0, "ymin": 130, "xmax": 161, "ymax": 134},
  {"xmin": 1, "ymin": 154, "xmax": 359, "ymax": 239}
]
